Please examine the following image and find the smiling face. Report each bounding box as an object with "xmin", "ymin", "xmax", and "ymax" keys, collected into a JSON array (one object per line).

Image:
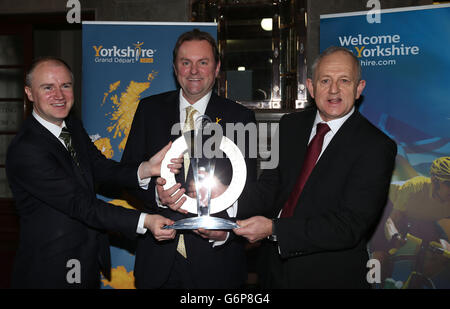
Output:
[
  {"xmin": 306, "ymin": 51, "xmax": 366, "ymax": 122},
  {"xmin": 173, "ymin": 40, "xmax": 220, "ymax": 105},
  {"xmin": 25, "ymin": 60, "xmax": 74, "ymax": 126}
]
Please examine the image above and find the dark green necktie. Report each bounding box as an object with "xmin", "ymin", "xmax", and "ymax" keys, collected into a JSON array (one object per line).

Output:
[{"xmin": 59, "ymin": 127, "xmax": 79, "ymax": 166}]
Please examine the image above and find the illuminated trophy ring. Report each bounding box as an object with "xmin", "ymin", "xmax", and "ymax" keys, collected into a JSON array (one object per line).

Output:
[{"xmin": 161, "ymin": 135, "xmax": 247, "ymax": 215}]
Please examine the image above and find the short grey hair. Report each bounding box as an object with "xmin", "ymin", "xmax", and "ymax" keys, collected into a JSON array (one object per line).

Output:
[
  {"xmin": 25, "ymin": 56, "xmax": 73, "ymax": 87},
  {"xmin": 310, "ymin": 46, "xmax": 362, "ymax": 82}
]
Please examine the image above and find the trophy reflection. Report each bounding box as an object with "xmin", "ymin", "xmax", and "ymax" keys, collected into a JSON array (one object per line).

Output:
[
  {"xmin": 163, "ymin": 116, "xmax": 242, "ymax": 230},
  {"xmin": 191, "ymin": 160, "xmax": 215, "ymax": 217}
]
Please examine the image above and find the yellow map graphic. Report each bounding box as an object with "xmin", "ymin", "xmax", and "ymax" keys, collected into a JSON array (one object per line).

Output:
[
  {"xmin": 101, "ymin": 266, "xmax": 135, "ymax": 289},
  {"xmin": 92, "ymin": 71, "xmax": 158, "ymax": 289},
  {"xmin": 102, "ymin": 81, "xmax": 121, "ymax": 105},
  {"xmin": 105, "ymin": 71, "xmax": 158, "ymax": 152},
  {"xmin": 109, "ymin": 198, "xmax": 137, "ymax": 210},
  {"xmin": 94, "ymin": 137, "xmax": 114, "ymax": 159}
]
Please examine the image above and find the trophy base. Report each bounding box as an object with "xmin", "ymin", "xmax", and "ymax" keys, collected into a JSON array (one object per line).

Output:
[{"xmin": 164, "ymin": 216, "xmax": 239, "ymax": 230}]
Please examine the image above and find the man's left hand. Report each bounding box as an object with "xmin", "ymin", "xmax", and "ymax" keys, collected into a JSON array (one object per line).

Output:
[
  {"xmin": 234, "ymin": 216, "xmax": 273, "ymax": 243},
  {"xmin": 139, "ymin": 142, "xmax": 183, "ymax": 179},
  {"xmin": 194, "ymin": 228, "xmax": 227, "ymax": 241},
  {"xmin": 144, "ymin": 214, "xmax": 176, "ymax": 241}
]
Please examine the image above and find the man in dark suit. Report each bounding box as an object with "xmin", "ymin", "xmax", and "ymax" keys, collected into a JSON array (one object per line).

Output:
[
  {"xmin": 6, "ymin": 57, "xmax": 177, "ymax": 288},
  {"xmin": 121, "ymin": 29, "xmax": 257, "ymax": 288},
  {"xmin": 234, "ymin": 46, "xmax": 397, "ymax": 288}
]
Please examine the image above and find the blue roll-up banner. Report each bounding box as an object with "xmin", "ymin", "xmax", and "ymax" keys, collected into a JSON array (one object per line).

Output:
[
  {"xmin": 81, "ymin": 22, "xmax": 217, "ymax": 289},
  {"xmin": 321, "ymin": 4, "xmax": 450, "ymax": 289}
]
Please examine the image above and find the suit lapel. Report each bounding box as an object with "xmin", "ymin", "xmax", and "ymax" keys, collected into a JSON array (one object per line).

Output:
[
  {"xmin": 166, "ymin": 90, "xmax": 182, "ymax": 140},
  {"xmin": 303, "ymin": 110, "xmax": 362, "ymax": 192},
  {"xmin": 28, "ymin": 116, "xmax": 76, "ymax": 174},
  {"xmin": 63, "ymin": 115, "xmax": 94, "ymax": 189},
  {"xmin": 280, "ymin": 109, "xmax": 316, "ymax": 203},
  {"xmin": 204, "ymin": 92, "xmax": 224, "ymax": 126}
]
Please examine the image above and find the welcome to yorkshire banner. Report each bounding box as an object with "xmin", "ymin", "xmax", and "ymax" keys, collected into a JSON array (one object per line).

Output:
[
  {"xmin": 81, "ymin": 21, "xmax": 217, "ymax": 289},
  {"xmin": 320, "ymin": 4, "xmax": 450, "ymax": 289}
]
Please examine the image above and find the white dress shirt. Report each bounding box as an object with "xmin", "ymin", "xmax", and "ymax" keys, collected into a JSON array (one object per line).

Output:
[
  {"xmin": 309, "ymin": 107, "xmax": 355, "ymax": 162},
  {"xmin": 33, "ymin": 111, "xmax": 66, "ymax": 147},
  {"xmin": 179, "ymin": 89, "xmax": 211, "ymax": 127}
]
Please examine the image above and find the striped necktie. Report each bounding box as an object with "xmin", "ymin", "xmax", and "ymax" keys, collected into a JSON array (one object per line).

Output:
[{"xmin": 59, "ymin": 127, "xmax": 79, "ymax": 166}]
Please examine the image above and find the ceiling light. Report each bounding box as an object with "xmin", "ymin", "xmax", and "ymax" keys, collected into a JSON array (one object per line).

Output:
[{"xmin": 261, "ymin": 18, "xmax": 272, "ymax": 31}]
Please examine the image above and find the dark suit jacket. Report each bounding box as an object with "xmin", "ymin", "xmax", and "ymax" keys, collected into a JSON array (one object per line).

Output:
[
  {"xmin": 6, "ymin": 114, "xmax": 141, "ymax": 288},
  {"xmin": 121, "ymin": 90, "xmax": 257, "ymax": 288},
  {"xmin": 239, "ymin": 108, "xmax": 397, "ymax": 288}
]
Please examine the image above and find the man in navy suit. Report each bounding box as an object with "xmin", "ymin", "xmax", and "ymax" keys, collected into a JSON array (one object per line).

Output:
[
  {"xmin": 6, "ymin": 57, "xmax": 177, "ymax": 288},
  {"xmin": 121, "ymin": 29, "xmax": 257, "ymax": 288},
  {"xmin": 234, "ymin": 46, "xmax": 397, "ymax": 288}
]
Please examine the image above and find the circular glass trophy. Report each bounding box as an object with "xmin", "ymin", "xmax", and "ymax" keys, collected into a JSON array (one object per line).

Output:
[{"xmin": 161, "ymin": 119, "xmax": 246, "ymax": 230}]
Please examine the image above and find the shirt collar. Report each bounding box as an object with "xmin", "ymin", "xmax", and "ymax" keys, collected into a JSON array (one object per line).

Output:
[
  {"xmin": 32, "ymin": 110, "xmax": 66, "ymax": 138},
  {"xmin": 313, "ymin": 107, "xmax": 355, "ymax": 135},
  {"xmin": 179, "ymin": 89, "xmax": 211, "ymax": 115}
]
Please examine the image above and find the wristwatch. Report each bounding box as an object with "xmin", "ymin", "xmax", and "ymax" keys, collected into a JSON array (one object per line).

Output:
[{"xmin": 268, "ymin": 219, "xmax": 278, "ymax": 242}]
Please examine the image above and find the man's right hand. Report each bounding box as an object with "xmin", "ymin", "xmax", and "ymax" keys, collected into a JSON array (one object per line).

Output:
[
  {"xmin": 144, "ymin": 214, "xmax": 176, "ymax": 241},
  {"xmin": 156, "ymin": 177, "xmax": 188, "ymax": 214}
]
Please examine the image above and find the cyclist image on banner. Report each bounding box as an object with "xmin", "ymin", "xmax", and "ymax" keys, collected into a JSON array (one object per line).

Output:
[{"xmin": 371, "ymin": 156, "xmax": 450, "ymax": 289}]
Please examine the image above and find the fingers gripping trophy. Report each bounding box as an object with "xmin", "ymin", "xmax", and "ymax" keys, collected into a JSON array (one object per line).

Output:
[{"xmin": 162, "ymin": 115, "xmax": 246, "ymax": 230}]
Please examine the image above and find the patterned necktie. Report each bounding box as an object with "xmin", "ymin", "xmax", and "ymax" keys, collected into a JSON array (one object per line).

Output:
[
  {"xmin": 177, "ymin": 105, "xmax": 198, "ymax": 259},
  {"xmin": 59, "ymin": 127, "xmax": 79, "ymax": 166},
  {"xmin": 280, "ymin": 123, "xmax": 331, "ymax": 218},
  {"xmin": 182, "ymin": 106, "xmax": 198, "ymax": 179}
]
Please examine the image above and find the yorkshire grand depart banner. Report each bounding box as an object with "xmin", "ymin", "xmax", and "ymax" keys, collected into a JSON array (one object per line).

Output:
[
  {"xmin": 320, "ymin": 4, "xmax": 450, "ymax": 289},
  {"xmin": 81, "ymin": 22, "xmax": 217, "ymax": 289}
]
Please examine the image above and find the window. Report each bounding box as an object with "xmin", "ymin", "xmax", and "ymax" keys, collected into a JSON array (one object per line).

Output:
[
  {"xmin": 191, "ymin": 0, "xmax": 309, "ymax": 110},
  {"xmin": 0, "ymin": 25, "xmax": 32, "ymax": 198}
]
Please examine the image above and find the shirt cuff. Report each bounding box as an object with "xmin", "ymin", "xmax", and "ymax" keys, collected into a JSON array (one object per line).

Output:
[
  {"xmin": 210, "ymin": 200, "xmax": 237, "ymax": 247},
  {"xmin": 226, "ymin": 200, "xmax": 238, "ymax": 217},
  {"xmin": 136, "ymin": 213, "xmax": 148, "ymax": 234},
  {"xmin": 155, "ymin": 185, "xmax": 168, "ymax": 208},
  {"xmin": 211, "ymin": 232, "xmax": 230, "ymax": 247},
  {"xmin": 137, "ymin": 163, "xmax": 151, "ymax": 189}
]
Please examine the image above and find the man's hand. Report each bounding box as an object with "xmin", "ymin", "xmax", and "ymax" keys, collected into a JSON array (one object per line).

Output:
[
  {"xmin": 193, "ymin": 229, "xmax": 227, "ymax": 241},
  {"xmin": 138, "ymin": 142, "xmax": 183, "ymax": 179},
  {"xmin": 234, "ymin": 216, "xmax": 273, "ymax": 243},
  {"xmin": 385, "ymin": 217, "xmax": 407, "ymax": 249},
  {"xmin": 156, "ymin": 177, "xmax": 188, "ymax": 214},
  {"xmin": 144, "ymin": 214, "xmax": 176, "ymax": 241}
]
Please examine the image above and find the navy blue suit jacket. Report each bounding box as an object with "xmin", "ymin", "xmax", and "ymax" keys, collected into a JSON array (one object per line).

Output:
[
  {"xmin": 6, "ymin": 114, "xmax": 141, "ymax": 288},
  {"xmin": 121, "ymin": 90, "xmax": 257, "ymax": 288},
  {"xmin": 239, "ymin": 108, "xmax": 397, "ymax": 288}
]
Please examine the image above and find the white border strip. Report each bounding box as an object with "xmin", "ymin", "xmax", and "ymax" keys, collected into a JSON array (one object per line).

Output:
[
  {"xmin": 82, "ymin": 21, "xmax": 217, "ymax": 26},
  {"xmin": 321, "ymin": 3, "xmax": 450, "ymax": 19}
]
